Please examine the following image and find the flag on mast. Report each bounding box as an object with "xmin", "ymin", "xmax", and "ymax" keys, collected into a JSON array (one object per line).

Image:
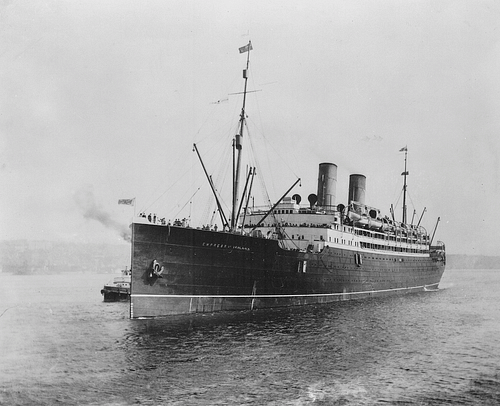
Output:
[
  {"xmin": 399, "ymin": 146, "xmax": 407, "ymax": 152},
  {"xmin": 118, "ymin": 198, "xmax": 135, "ymax": 205},
  {"xmin": 239, "ymin": 42, "xmax": 253, "ymax": 54}
]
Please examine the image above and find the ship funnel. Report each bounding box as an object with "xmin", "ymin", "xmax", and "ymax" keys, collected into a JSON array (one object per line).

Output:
[
  {"xmin": 317, "ymin": 163, "xmax": 337, "ymax": 209},
  {"xmin": 348, "ymin": 174, "xmax": 366, "ymax": 205}
]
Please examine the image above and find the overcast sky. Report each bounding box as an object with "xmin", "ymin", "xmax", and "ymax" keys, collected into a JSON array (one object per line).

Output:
[{"xmin": 1, "ymin": 0, "xmax": 499, "ymax": 256}]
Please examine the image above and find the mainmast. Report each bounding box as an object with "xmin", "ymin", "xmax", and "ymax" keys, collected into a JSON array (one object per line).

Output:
[
  {"xmin": 400, "ymin": 146, "xmax": 408, "ymax": 224},
  {"xmin": 232, "ymin": 41, "xmax": 252, "ymax": 230}
]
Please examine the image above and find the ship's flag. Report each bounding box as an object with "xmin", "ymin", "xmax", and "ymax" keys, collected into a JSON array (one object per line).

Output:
[
  {"xmin": 239, "ymin": 42, "xmax": 253, "ymax": 54},
  {"xmin": 399, "ymin": 146, "xmax": 407, "ymax": 152},
  {"xmin": 118, "ymin": 198, "xmax": 135, "ymax": 205},
  {"xmin": 401, "ymin": 171, "xmax": 409, "ymax": 176}
]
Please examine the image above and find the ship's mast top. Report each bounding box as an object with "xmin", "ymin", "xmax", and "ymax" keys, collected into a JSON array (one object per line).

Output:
[{"xmin": 232, "ymin": 41, "xmax": 252, "ymax": 230}]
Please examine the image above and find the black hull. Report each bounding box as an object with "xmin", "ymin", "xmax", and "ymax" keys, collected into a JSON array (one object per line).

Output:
[
  {"xmin": 130, "ymin": 223, "xmax": 445, "ymax": 318},
  {"xmin": 101, "ymin": 287, "xmax": 130, "ymax": 302}
]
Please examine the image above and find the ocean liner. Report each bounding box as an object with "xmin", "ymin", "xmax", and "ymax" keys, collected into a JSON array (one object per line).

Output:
[{"xmin": 129, "ymin": 42, "xmax": 446, "ymax": 318}]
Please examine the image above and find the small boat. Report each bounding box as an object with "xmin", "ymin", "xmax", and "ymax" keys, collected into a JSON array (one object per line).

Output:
[{"xmin": 101, "ymin": 268, "xmax": 131, "ymax": 302}]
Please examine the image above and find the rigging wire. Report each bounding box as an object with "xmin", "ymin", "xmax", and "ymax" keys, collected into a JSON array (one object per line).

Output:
[
  {"xmin": 142, "ymin": 65, "xmax": 243, "ymax": 218},
  {"xmin": 193, "ymin": 71, "xmax": 241, "ymax": 145},
  {"xmin": 139, "ymin": 151, "xmax": 196, "ymax": 214},
  {"xmin": 244, "ymin": 122, "xmax": 274, "ymax": 209},
  {"xmin": 142, "ymin": 47, "xmax": 301, "ymax": 227},
  {"xmin": 245, "ymin": 116, "xmax": 301, "ymax": 181},
  {"xmin": 392, "ymin": 186, "xmax": 422, "ymax": 225},
  {"xmin": 245, "ymin": 64, "xmax": 301, "ymax": 181},
  {"xmin": 173, "ymin": 187, "xmax": 201, "ymax": 220},
  {"xmin": 393, "ymin": 188, "xmax": 403, "ymax": 213},
  {"xmin": 204, "ymin": 148, "xmax": 233, "ymax": 225}
]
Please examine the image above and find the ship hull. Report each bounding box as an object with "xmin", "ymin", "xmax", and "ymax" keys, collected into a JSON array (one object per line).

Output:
[
  {"xmin": 130, "ymin": 223, "xmax": 445, "ymax": 318},
  {"xmin": 101, "ymin": 287, "xmax": 130, "ymax": 302}
]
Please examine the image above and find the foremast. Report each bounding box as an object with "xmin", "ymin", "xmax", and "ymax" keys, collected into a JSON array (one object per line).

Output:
[{"xmin": 232, "ymin": 41, "xmax": 252, "ymax": 230}]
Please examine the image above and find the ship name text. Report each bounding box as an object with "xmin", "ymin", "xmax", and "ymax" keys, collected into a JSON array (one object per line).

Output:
[{"xmin": 202, "ymin": 242, "xmax": 251, "ymax": 252}]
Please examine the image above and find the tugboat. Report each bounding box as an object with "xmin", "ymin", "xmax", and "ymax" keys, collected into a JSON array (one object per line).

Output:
[{"xmin": 101, "ymin": 268, "xmax": 131, "ymax": 302}]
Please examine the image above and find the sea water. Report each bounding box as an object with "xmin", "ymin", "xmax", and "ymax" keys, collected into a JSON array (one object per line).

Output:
[{"xmin": 0, "ymin": 269, "xmax": 499, "ymax": 405}]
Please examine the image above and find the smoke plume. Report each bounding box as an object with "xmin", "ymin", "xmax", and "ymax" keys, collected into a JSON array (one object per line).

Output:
[{"xmin": 74, "ymin": 185, "xmax": 131, "ymax": 242}]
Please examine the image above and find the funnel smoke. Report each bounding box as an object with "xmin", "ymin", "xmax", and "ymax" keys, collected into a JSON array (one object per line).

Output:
[{"xmin": 74, "ymin": 185, "xmax": 131, "ymax": 242}]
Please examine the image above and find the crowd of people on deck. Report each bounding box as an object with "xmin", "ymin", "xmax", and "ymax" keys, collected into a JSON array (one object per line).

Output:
[
  {"xmin": 137, "ymin": 212, "xmax": 167, "ymax": 225},
  {"xmin": 138, "ymin": 213, "xmax": 192, "ymax": 227}
]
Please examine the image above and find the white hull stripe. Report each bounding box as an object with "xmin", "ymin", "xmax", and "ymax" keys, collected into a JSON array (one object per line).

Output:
[{"xmin": 131, "ymin": 283, "xmax": 439, "ymax": 299}]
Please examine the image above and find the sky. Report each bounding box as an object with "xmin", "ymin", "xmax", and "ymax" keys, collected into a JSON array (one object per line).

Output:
[{"xmin": 1, "ymin": 0, "xmax": 499, "ymax": 256}]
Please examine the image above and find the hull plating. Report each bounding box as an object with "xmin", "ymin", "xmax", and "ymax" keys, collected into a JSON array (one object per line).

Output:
[{"xmin": 130, "ymin": 223, "xmax": 445, "ymax": 318}]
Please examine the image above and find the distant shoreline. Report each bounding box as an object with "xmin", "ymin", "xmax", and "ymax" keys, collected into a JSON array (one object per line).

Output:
[
  {"xmin": 446, "ymin": 254, "xmax": 500, "ymax": 270},
  {"xmin": 0, "ymin": 240, "xmax": 129, "ymax": 274}
]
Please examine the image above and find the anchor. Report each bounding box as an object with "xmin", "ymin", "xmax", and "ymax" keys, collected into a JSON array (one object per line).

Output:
[{"xmin": 148, "ymin": 259, "xmax": 164, "ymax": 279}]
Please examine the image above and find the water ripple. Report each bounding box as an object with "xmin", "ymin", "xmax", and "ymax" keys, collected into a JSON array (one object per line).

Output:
[{"xmin": 1, "ymin": 271, "xmax": 500, "ymax": 405}]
